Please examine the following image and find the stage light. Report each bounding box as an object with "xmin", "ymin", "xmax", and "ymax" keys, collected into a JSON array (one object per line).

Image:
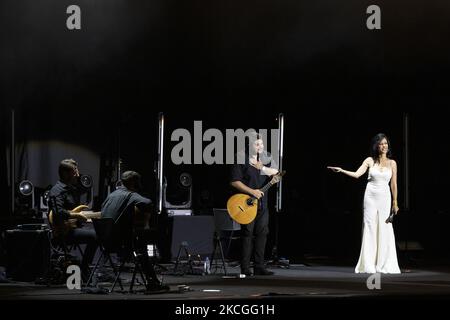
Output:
[
  {"xmin": 163, "ymin": 172, "xmax": 193, "ymax": 211},
  {"xmin": 39, "ymin": 188, "xmax": 51, "ymax": 213},
  {"xmin": 79, "ymin": 174, "xmax": 94, "ymax": 209},
  {"xmin": 180, "ymin": 173, "xmax": 192, "ymax": 188},
  {"xmin": 80, "ymin": 174, "xmax": 93, "ymax": 189},
  {"xmin": 19, "ymin": 180, "xmax": 34, "ymax": 196},
  {"xmin": 42, "ymin": 190, "xmax": 50, "ymax": 206},
  {"xmin": 15, "ymin": 180, "xmax": 36, "ymax": 214}
]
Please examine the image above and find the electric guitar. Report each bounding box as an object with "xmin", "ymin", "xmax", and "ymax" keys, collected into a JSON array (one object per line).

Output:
[
  {"xmin": 48, "ymin": 205, "xmax": 101, "ymax": 236},
  {"xmin": 227, "ymin": 171, "xmax": 285, "ymax": 225}
]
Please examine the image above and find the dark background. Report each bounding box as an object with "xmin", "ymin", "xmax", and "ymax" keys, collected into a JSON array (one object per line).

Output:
[{"xmin": 1, "ymin": 0, "xmax": 450, "ymax": 265}]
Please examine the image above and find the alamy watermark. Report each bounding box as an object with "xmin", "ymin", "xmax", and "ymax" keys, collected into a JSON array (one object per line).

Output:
[
  {"xmin": 66, "ymin": 5, "xmax": 81, "ymax": 30},
  {"xmin": 66, "ymin": 265, "xmax": 81, "ymax": 290},
  {"xmin": 366, "ymin": 5, "xmax": 381, "ymax": 30},
  {"xmin": 170, "ymin": 121, "xmax": 280, "ymax": 167},
  {"xmin": 366, "ymin": 273, "xmax": 381, "ymax": 290}
]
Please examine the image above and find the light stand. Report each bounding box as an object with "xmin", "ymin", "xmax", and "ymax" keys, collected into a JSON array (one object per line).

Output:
[
  {"xmin": 11, "ymin": 109, "xmax": 15, "ymax": 217},
  {"xmin": 156, "ymin": 112, "xmax": 164, "ymax": 215},
  {"xmin": 402, "ymin": 112, "xmax": 413, "ymax": 269},
  {"xmin": 268, "ymin": 113, "xmax": 289, "ymax": 268}
]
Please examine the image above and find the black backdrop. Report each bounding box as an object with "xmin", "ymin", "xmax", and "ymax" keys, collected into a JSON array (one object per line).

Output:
[{"xmin": 1, "ymin": 0, "xmax": 450, "ymax": 263}]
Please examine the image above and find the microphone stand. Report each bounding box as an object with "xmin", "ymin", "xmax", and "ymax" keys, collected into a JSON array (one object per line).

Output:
[{"xmin": 267, "ymin": 207, "xmax": 289, "ymax": 268}]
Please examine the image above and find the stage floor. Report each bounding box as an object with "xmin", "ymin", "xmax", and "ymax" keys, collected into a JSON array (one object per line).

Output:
[{"xmin": 2, "ymin": 263, "xmax": 450, "ymax": 300}]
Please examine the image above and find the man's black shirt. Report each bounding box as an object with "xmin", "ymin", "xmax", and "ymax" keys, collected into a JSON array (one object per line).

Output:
[
  {"xmin": 230, "ymin": 158, "xmax": 270, "ymax": 206},
  {"xmin": 49, "ymin": 180, "xmax": 81, "ymax": 222}
]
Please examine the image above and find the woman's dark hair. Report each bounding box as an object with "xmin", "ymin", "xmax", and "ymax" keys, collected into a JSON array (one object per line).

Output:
[{"xmin": 370, "ymin": 133, "xmax": 392, "ymax": 163}]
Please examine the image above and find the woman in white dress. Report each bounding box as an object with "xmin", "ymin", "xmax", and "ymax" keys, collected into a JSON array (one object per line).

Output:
[{"xmin": 328, "ymin": 133, "xmax": 401, "ymax": 274}]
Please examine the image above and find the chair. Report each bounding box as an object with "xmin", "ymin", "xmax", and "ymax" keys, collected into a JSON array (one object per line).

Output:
[
  {"xmin": 86, "ymin": 218, "xmax": 149, "ymax": 293},
  {"xmin": 43, "ymin": 197, "xmax": 85, "ymax": 284},
  {"xmin": 210, "ymin": 209, "xmax": 241, "ymax": 275},
  {"xmin": 46, "ymin": 196, "xmax": 86, "ymax": 257}
]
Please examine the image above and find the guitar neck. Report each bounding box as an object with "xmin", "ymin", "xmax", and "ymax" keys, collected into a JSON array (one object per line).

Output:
[
  {"xmin": 260, "ymin": 181, "xmax": 274, "ymax": 194},
  {"xmin": 81, "ymin": 211, "xmax": 101, "ymax": 219}
]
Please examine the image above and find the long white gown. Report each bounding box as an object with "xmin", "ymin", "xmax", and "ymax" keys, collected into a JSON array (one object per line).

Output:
[{"xmin": 355, "ymin": 165, "xmax": 401, "ymax": 274}]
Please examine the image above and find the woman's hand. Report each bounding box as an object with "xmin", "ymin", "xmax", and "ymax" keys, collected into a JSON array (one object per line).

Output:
[
  {"xmin": 392, "ymin": 204, "xmax": 399, "ymax": 215},
  {"xmin": 327, "ymin": 166, "xmax": 342, "ymax": 173}
]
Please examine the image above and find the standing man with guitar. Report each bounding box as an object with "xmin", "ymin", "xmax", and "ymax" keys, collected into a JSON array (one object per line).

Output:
[
  {"xmin": 230, "ymin": 133, "xmax": 279, "ymax": 276},
  {"xmin": 48, "ymin": 159, "xmax": 98, "ymax": 279}
]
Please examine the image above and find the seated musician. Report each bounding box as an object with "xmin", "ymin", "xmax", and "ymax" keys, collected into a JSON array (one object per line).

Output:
[
  {"xmin": 101, "ymin": 170, "xmax": 168, "ymax": 292},
  {"xmin": 48, "ymin": 159, "xmax": 98, "ymax": 278}
]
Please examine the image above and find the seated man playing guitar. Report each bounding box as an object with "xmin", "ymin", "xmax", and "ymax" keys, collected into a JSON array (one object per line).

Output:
[
  {"xmin": 48, "ymin": 159, "xmax": 98, "ymax": 278},
  {"xmin": 101, "ymin": 170, "xmax": 168, "ymax": 292}
]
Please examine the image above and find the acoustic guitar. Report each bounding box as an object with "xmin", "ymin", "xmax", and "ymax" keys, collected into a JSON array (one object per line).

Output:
[
  {"xmin": 227, "ymin": 171, "xmax": 285, "ymax": 225},
  {"xmin": 133, "ymin": 206, "xmax": 151, "ymax": 231},
  {"xmin": 49, "ymin": 204, "xmax": 151, "ymax": 236},
  {"xmin": 48, "ymin": 205, "xmax": 101, "ymax": 236}
]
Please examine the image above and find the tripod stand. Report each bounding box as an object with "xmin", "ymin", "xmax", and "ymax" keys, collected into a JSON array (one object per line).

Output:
[
  {"xmin": 267, "ymin": 210, "xmax": 289, "ymax": 268},
  {"xmin": 172, "ymin": 241, "xmax": 201, "ymax": 275},
  {"xmin": 210, "ymin": 231, "xmax": 227, "ymax": 275}
]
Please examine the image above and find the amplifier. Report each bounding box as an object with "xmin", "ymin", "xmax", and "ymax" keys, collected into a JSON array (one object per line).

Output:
[
  {"xmin": 5, "ymin": 229, "xmax": 50, "ymax": 282},
  {"xmin": 158, "ymin": 215, "xmax": 214, "ymax": 262}
]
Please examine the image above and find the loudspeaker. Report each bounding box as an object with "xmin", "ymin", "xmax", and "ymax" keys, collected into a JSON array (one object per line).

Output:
[
  {"xmin": 160, "ymin": 216, "xmax": 214, "ymax": 261},
  {"xmin": 5, "ymin": 229, "xmax": 50, "ymax": 281}
]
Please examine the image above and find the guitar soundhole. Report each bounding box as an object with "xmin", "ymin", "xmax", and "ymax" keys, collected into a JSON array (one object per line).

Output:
[{"xmin": 246, "ymin": 198, "xmax": 255, "ymax": 206}]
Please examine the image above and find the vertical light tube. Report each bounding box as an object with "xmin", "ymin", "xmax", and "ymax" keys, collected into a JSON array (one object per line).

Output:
[
  {"xmin": 117, "ymin": 126, "xmax": 122, "ymax": 184},
  {"xmin": 403, "ymin": 112, "xmax": 410, "ymax": 211},
  {"xmin": 157, "ymin": 112, "xmax": 164, "ymax": 214},
  {"xmin": 11, "ymin": 109, "xmax": 15, "ymax": 215},
  {"xmin": 276, "ymin": 113, "xmax": 284, "ymax": 213}
]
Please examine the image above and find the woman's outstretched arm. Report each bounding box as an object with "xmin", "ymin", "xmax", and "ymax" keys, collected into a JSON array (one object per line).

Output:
[{"xmin": 328, "ymin": 157, "xmax": 372, "ymax": 179}]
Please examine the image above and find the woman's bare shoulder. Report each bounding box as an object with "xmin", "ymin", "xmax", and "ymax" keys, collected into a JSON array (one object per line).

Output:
[
  {"xmin": 390, "ymin": 159, "xmax": 397, "ymax": 167},
  {"xmin": 364, "ymin": 157, "xmax": 374, "ymax": 166}
]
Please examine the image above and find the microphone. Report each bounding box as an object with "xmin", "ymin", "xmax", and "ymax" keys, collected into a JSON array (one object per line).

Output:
[{"xmin": 385, "ymin": 209, "xmax": 396, "ymax": 224}]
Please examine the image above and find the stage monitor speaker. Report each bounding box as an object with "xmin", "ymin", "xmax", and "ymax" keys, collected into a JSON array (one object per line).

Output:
[
  {"xmin": 5, "ymin": 229, "xmax": 50, "ymax": 282},
  {"xmin": 161, "ymin": 216, "xmax": 214, "ymax": 261}
]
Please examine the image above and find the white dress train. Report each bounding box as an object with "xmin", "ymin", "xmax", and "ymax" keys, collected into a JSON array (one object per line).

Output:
[{"xmin": 355, "ymin": 166, "xmax": 401, "ymax": 274}]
